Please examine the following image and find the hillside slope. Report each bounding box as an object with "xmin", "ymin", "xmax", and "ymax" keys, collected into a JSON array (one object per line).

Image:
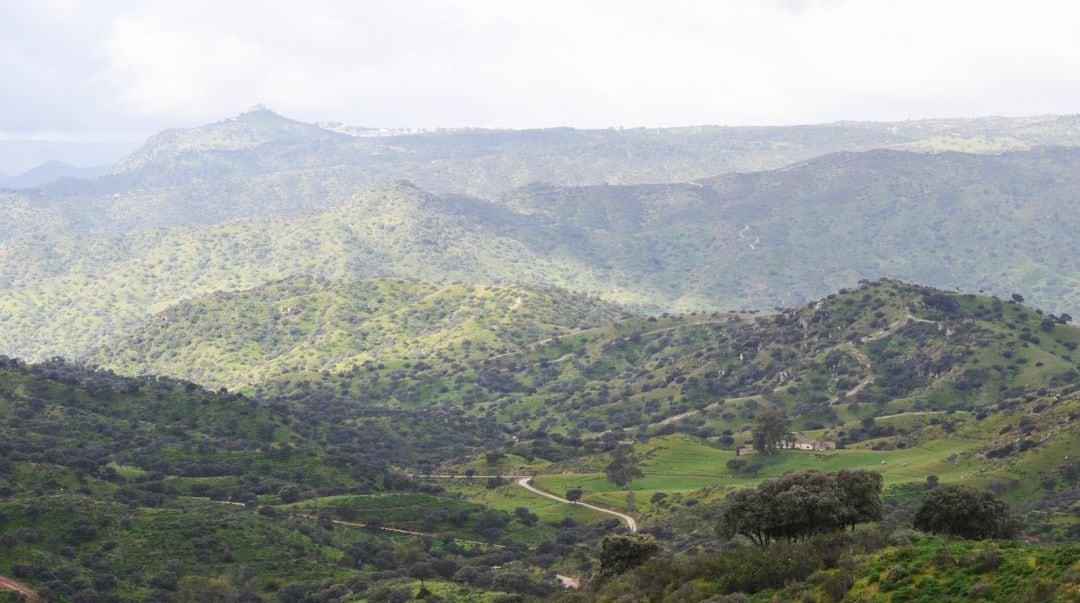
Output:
[
  {"xmin": 3, "ymin": 281, "xmax": 1079, "ymax": 600},
  {"xmin": 95, "ymin": 277, "xmax": 1077, "ymax": 525},
  {"xmin": 254, "ymin": 281, "xmax": 1079, "ymax": 520},
  {"xmin": 5, "ymin": 146, "xmax": 1080, "ymax": 359},
  {"xmin": 84, "ymin": 276, "xmax": 630, "ymax": 390},
  {"xmin": 0, "ymin": 183, "xmax": 627, "ymax": 358},
  {"xmin": 496, "ymin": 147, "xmax": 1080, "ymax": 315},
  {"xmin": 0, "ymin": 357, "xmax": 585, "ymax": 601},
  {"xmin": 265, "ymin": 279, "xmax": 1078, "ymax": 434},
  {"xmin": 5, "ymin": 112, "xmax": 1080, "ymax": 242}
]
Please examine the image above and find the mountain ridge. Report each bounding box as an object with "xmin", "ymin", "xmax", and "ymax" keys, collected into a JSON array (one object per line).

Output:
[
  {"xmin": 83, "ymin": 275, "xmax": 632, "ymax": 390},
  {"xmin": 4, "ymin": 145, "xmax": 1080, "ymax": 359},
  {"xmin": 0, "ymin": 160, "xmax": 105, "ymax": 189},
  {"xmin": 33, "ymin": 110, "xmax": 1080, "ymax": 203}
]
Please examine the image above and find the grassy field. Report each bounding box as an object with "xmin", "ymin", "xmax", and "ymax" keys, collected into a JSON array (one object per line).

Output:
[
  {"xmin": 529, "ymin": 433, "xmax": 1004, "ymax": 518},
  {"xmin": 436, "ymin": 479, "xmax": 612, "ymax": 534},
  {"xmin": 284, "ymin": 483, "xmax": 618, "ymax": 547}
]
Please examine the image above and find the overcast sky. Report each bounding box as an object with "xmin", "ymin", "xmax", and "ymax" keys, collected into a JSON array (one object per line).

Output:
[{"xmin": 2, "ymin": 0, "xmax": 1080, "ymax": 141}]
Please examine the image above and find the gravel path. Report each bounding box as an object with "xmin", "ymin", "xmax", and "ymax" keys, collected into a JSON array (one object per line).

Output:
[
  {"xmin": 0, "ymin": 576, "xmax": 39, "ymax": 602},
  {"xmin": 516, "ymin": 477, "xmax": 637, "ymax": 533}
]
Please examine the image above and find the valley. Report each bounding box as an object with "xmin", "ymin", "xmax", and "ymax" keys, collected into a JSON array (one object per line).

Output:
[
  {"xmin": 1, "ymin": 109, "xmax": 1079, "ymax": 602},
  {"xmin": 3, "ymin": 275, "xmax": 1079, "ymax": 601}
]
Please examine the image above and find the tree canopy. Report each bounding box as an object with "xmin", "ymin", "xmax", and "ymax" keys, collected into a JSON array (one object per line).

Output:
[
  {"xmin": 718, "ymin": 469, "xmax": 884, "ymax": 545},
  {"xmin": 751, "ymin": 408, "xmax": 793, "ymax": 455},
  {"xmin": 598, "ymin": 534, "xmax": 660, "ymax": 576},
  {"xmin": 913, "ymin": 484, "xmax": 1018, "ymax": 539},
  {"xmin": 604, "ymin": 443, "xmax": 644, "ymax": 488}
]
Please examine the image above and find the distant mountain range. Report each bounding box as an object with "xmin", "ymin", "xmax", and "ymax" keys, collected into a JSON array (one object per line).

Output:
[
  {"xmin": 0, "ymin": 160, "xmax": 105, "ymax": 189},
  {"xmin": 0, "ymin": 138, "xmax": 138, "ymax": 176},
  {"xmin": 2, "ymin": 109, "xmax": 1080, "ymax": 360},
  {"xmin": 7, "ymin": 109, "xmax": 1080, "ymax": 236},
  {"xmin": 3, "ymin": 148, "xmax": 1080, "ymax": 359}
]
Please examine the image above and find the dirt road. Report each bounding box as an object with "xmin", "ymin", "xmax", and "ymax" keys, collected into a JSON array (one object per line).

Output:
[
  {"xmin": 0, "ymin": 576, "xmax": 39, "ymax": 602},
  {"xmin": 412, "ymin": 474, "xmax": 638, "ymax": 533},
  {"xmin": 516, "ymin": 477, "xmax": 637, "ymax": 533},
  {"xmin": 203, "ymin": 497, "xmax": 501, "ymax": 547}
]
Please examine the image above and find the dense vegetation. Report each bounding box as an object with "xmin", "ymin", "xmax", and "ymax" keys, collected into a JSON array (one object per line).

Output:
[
  {"xmin": 76, "ymin": 280, "xmax": 1080, "ymax": 535},
  {"xmin": 2, "ymin": 110, "xmax": 1080, "ymax": 600},
  {"xmin": 717, "ymin": 469, "xmax": 884, "ymax": 544},
  {"xmin": 565, "ymin": 532, "xmax": 1080, "ymax": 602},
  {"xmin": 85, "ymin": 276, "xmax": 628, "ymax": 390},
  {"xmin": 2, "ymin": 280, "xmax": 1079, "ymax": 601},
  {"xmin": 4, "ymin": 111, "xmax": 1080, "ymax": 360},
  {"xmin": 0, "ymin": 356, "xmax": 622, "ymax": 601}
]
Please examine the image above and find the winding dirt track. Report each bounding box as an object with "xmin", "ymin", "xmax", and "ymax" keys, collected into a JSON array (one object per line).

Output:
[
  {"xmin": 205, "ymin": 498, "xmax": 501, "ymax": 547},
  {"xmin": 412, "ymin": 474, "xmax": 638, "ymax": 533},
  {"xmin": 516, "ymin": 477, "xmax": 638, "ymax": 533},
  {"xmin": 0, "ymin": 576, "xmax": 39, "ymax": 602},
  {"xmin": 292, "ymin": 512, "xmax": 499, "ymax": 547}
]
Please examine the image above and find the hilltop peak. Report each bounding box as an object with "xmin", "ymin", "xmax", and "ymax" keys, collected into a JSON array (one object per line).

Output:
[
  {"xmin": 104, "ymin": 106, "xmax": 345, "ymax": 176},
  {"xmin": 242, "ymin": 103, "xmax": 272, "ymax": 114},
  {"xmin": 233, "ymin": 104, "xmax": 289, "ymax": 122}
]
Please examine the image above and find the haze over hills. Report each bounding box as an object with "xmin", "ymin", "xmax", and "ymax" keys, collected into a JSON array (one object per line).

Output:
[
  {"xmin": 3, "ymin": 109, "xmax": 1080, "ymax": 239},
  {"xmin": 0, "ymin": 160, "xmax": 105, "ymax": 189},
  {"xmin": 2, "ymin": 109, "xmax": 1080, "ymax": 601},
  {"xmin": 3, "ymin": 134, "xmax": 1080, "ymax": 359},
  {"xmin": 7, "ymin": 1, "xmax": 1080, "ymax": 598},
  {"xmin": 0, "ymin": 139, "xmax": 139, "ymax": 177}
]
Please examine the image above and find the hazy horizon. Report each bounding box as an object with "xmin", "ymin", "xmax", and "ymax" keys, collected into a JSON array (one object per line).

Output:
[
  {"xmin": 1, "ymin": 105, "xmax": 1076, "ymax": 176},
  {"xmin": 4, "ymin": 0, "xmax": 1080, "ymax": 142}
]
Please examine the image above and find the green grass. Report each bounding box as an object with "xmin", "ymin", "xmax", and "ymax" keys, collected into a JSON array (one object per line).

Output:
[
  {"xmin": 583, "ymin": 531, "xmax": 1080, "ymax": 602},
  {"xmin": 528, "ymin": 431, "xmax": 1027, "ymax": 520},
  {"xmin": 845, "ymin": 538, "xmax": 1080, "ymax": 602},
  {"xmin": 437, "ymin": 479, "xmax": 611, "ymax": 530}
]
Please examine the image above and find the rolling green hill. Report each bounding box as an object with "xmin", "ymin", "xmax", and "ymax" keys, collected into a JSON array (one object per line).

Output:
[
  {"xmin": 85, "ymin": 278, "xmax": 1080, "ymax": 529},
  {"xmin": 0, "ymin": 355, "xmax": 608, "ymax": 601},
  {"xmin": 5, "ymin": 146, "xmax": 1080, "ymax": 360},
  {"xmin": 84, "ymin": 276, "xmax": 630, "ymax": 390},
  {"xmin": 495, "ymin": 146, "xmax": 1080, "ymax": 316},
  {"xmin": 6, "ymin": 108, "xmax": 1080, "ymax": 601},
  {"xmin": 3, "ymin": 280, "xmax": 1079, "ymax": 601},
  {"xmin": 240, "ymin": 280, "xmax": 1079, "ymax": 529},
  {"xmin": 0, "ymin": 183, "xmax": 631, "ymax": 358},
  {"xmin": 568, "ymin": 533, "xmax": 1080, "ymax": 602}
]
